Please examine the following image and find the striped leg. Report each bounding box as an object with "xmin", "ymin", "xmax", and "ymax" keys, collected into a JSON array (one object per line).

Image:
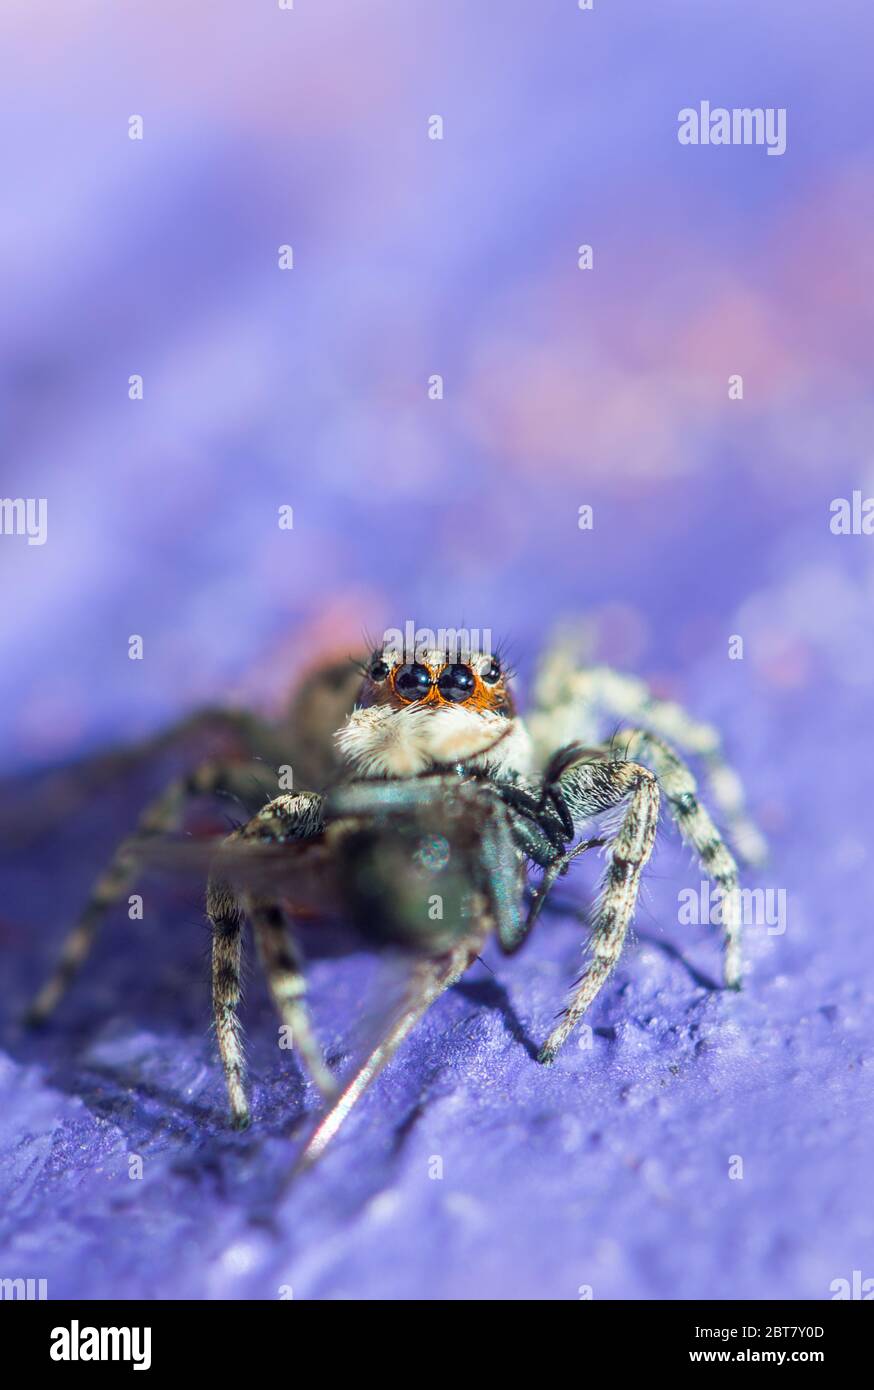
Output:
[
  {"xmin": 247, "ymin": 898, "xmax": 337, "ymax": 1099},
  {"xmin": 539, "ymin": 756, "xmax": 660, "ymax": 1062},
  {"xmin": 532, "ymin": 637, "xmax": 766, "ymax": 866},
  {"xmin": 208, "ymin": 876, "xmax": 249, "ymax": 1127},
  {"xmin": 24, "ymin": 759, "xmax": 276, "ymax": 1025},
  {"xmin": 8, "ymin": 706, "xmax": 276, "ymax": 850},
  {"xmin": 612, "ymin": 728, "xmax": 743, "ymax": 988},
  {"xmin": 206, "ymin": 792, "xmax": 327, "ymax": 1125},
  {"xmin": 589, "ymin": 668, "xmax": 767, "ymax": 867}
]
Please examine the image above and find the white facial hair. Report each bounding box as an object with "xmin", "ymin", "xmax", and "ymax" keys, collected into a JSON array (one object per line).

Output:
[{"xmin": 335, "ymin": 703, "xmax": 533, "ymax": 780}]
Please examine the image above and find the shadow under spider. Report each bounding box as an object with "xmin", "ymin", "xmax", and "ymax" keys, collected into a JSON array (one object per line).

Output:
[
  {"xmin": 455, "ymin": 974, "xmax": 540, "ymax": 1061},
  {"xmin": 50, "ymin": 1059, "xmax": 234, "ymax": 1141},
  {"xmin": 537, "ymin": 886, "xmax": 722, "ymax": 995},
  {"xmin": 632, "ymin": 928, "xmax": 721, "ymax": 992}
]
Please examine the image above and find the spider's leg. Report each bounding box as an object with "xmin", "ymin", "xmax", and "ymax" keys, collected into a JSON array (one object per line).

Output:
[
  {"xmin": 698, "ymin": 746, "xmax": 767, "ymax": 869},
  {"xmin": 538, "ymin": 755, "xmax": 660, "ymax": 1062},
  {"xmin": 296, "ymin": 928, "xmax": 487, "ymax": 1172},
  {"xmin": 24, "ymin": 758, "xmax": 274, "ymax": 1025},
  {"xmin": 611, "ymin": 727, "xmax": 743, "ymax": 989},
  {"xmin": 9, "ymin": 707, "xmax": 278, "ymax": 849},
  {"xmin": 246, "ymin": 897, "xmax": 337, "ymax": 1100},
  {"xmin": 532, "ymin": 651, "xmax": 767, "ymax": 866},
  {"xmin": 207, "ymin": 873, "xmax": 249, "ymax": 1127},
  {"xmin": 598, "ymin": 669, "xmax": 767, "ymax": 867},
  {"xmin": 494, "ymin": 782, "xmax": 566, "ymax": 851},
  {"xmin": 524, "ymin": 836, "xmax": 605, "ymax": 937},
  {"xmin": 507, "ymin": 811, "xmax": 563, "ymax": 869},
  {"xmin": 207, "ymin": 791, "xmax": 328, "ymax": 1124}
]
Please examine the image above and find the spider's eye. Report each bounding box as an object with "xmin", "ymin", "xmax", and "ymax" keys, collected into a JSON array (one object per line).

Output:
[
  {"xmin": 437, "ymin": 663, "xmax": 476, "ymax": 702},
  {"xmin": 480, "ymin": 658, "xmax": 501, "ymax": 685},
  {"xmin": 369, "ymin": 660, "xmax": 390, "ymax": 682},
  {"xmin": 395, "ymin": 662, "xmax": 433, "ymax": 701}
]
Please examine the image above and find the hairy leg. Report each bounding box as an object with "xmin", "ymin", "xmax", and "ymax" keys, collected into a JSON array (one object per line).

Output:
[
  {"xmin": 247, "ymin": 897, "xmax": 337, "ymax": 1099},
  {"xmin": 539, "ymin": 754, "xmax": 660, "ymax": 1062},
  {"xmin": 531, "ymin": 633, "xmax": 766, "ymax": 866},
  {"xmin": 206, "ymin": 792, "xmax": 327, "ymax": 1124},
  {"xmin": 25, "ymin": 759, "xmax": 276, "ymax": 1025},
  {"xmin": 610, "ymin": 727, "xmax": 743, "ymax": 987},
  {"xmin": 208, "ymin": 874, "xmax": 249, "ymax": 1127},
  {"xmin": 7, "ymin": 707, "xmax": 281, "ymax": 850}
]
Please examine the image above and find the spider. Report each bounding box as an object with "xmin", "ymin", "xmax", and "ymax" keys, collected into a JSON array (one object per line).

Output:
[{"xmin": 25, "ymin": 627, "xmax": 766, "ymax": 1167}]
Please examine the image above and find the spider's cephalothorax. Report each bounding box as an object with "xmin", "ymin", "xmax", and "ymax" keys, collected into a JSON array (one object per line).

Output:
[{"xmin": 26, "ymin": 628, "xmax": 767, "ymax": 1168}]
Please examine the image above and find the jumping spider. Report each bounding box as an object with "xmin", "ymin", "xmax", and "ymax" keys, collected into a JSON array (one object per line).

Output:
[{"xmin": 27, "ymin": 628, "xmax": 766, "ymax": 1167}]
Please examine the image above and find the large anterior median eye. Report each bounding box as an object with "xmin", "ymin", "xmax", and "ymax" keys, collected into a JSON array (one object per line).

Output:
[
  {"xmin": 437, "ymin": 663, "xmax": 476, "ymax": 702},
  {"xmin": 395, "ymin": 662, "xmax": 433, "ymax": 701}
]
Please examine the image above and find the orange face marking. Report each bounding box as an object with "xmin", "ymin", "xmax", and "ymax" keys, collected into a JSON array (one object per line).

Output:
[
  {"xmin": 387, "ymin": 662, "xmax": 512, "ymax": 714},
  {"xmin": 358, "ymin": 649, "xmax": 515, "ymax": 716}
]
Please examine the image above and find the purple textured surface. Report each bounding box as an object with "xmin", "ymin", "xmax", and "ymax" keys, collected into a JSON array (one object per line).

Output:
[{"xmin": 2, "ymin": 0, "xmax": 874, "ymax": 1300}]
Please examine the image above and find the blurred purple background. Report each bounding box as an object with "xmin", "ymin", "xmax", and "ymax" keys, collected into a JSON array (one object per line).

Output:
[{"xmin": 1, "ymin": 0, "xmax": 873, "ymax": 1301}]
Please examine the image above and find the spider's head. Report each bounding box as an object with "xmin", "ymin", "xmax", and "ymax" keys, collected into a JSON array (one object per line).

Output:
[{"xmin": 335, "ymin": 637, "xmax": 532, "ymax": 779}]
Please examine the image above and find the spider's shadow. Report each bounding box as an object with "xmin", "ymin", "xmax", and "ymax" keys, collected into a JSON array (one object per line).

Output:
[
  {"xmin": 451, "ymin": 921, "xmax": 720, "ymax": 1070},
  {"xmin": 543, "ymin": 890, "xmax": 722, "ymax": 994},
  {"xmin": 455, "ymin": 972, "xmax": 540, "ymax": 1060},
  {"xmin": 630, "ymin": 929, "xmax": 721, "ymax": 992}
]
